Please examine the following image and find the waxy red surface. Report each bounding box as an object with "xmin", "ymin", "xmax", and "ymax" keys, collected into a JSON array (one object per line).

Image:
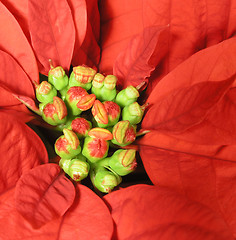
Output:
[{"xmin": 0, "ymin": 0, "xmax": 236, "ymax": 239}]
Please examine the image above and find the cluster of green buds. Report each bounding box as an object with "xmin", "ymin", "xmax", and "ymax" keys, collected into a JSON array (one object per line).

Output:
[{"xmin": 34, "ymin": 60, "xmax": 148, "ymax": 193}]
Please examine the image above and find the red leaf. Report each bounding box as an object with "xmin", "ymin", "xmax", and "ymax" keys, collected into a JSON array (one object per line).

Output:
[
  {"xmin": 143, "ymin": 76, "xmax": 235, "ymax": 133},
  {"xmin": 1, "ymin": 0, "xmax": 30, "ymax": 41},
  {"xmin": 0, "ymin": 188, "xmax": 61, "ymax": 239},
  {"xmin": 0, "ymin": 3, "xmax": 39, "ymax": 83},
  {"xmin": 0, "ymin": 50, "xmax": 35, "ymax": 99},
  {"xmin": 0, "ymin": 113, "xmax": 48, "ymax": 194},
  {"xmin": 73, "ymin": 0, "xmax": 100, "ymax": 67},
  {"xmin": 0, "ymin": 84, "xmax": 34, "ymax": 122},
  {"xmin": 146, "ymin": 38, "xmax": 236, "ymax": 105},
  {"xmin": 104, "ymin": 185, "xmax": 234, "ymax": 240},
  {"xmin": 99, "ymin": 0, "xmax": 236, "ymax": 86},
  {"xmin": 58, "ymin": 184, "xmax": 113, "ymax": 239},
  {"xmin": 67, "ymin": 0, "xmax": 87, "ymax": 64},
  {"xmin": 138, "ymin": 131, "xmax": 236, "ymax": 236},
  {"xmin": 0, "ymin": 185, "xmax": 113, "ymax": 239},
  {"xmin": 113, "ymin": 25, "xmax": 169, "ymax": 87},
  {"xmin": 168, "ymin": 88, "xmax": 236, "ymax": 145},
  {"xmin": 28, "ymin": 0, "xmax": 76, "ymax": 74},
  {"xmin": 15, "ymin": 164, "xmax": 75, "ymax": 228}
]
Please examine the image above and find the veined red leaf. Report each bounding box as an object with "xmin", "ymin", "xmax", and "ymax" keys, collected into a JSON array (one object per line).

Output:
[
  {"xmin": 0, "ymin": 3, "xmax": 39, "ymax": 83},
  {"xmin": 100, "ymin": 0, "xmax": 236, "ymax": 87},
  {"xmin": 15, "ymin": 164, "xmax": 76, "ymax": 229},
  {"xmin": 28, "ymin": 0, "xmax": 76, "ymax": 74},
  {"xmin": 67, "ymin": 0, "xmax": 87, "ymax": 64},
  {"xmin": 146, "ymin": 37, "xmax": 236, "ymax": 105},
  {"xmin": 0, "ymin": 113, "xmax": 48, "ymax": 194},
  {"xmin": 169, "ymin": 88, "xmax": 236, "ymax": 145},
  {"xmin": 0, "ymin": 188, "xmax": 62, "ymax": 239},
  {"xmin": 1, "ymin": 0, "xmax": 30, "ymax": 41},
  {"xmin": 0, "ymin": 50, "xmax": 35, "ymax": 99},
  {"xmin": 104, "ymin": 185, "xmax": 234, "ymax": 240},
  {"xmin": 113, "ymin": 25, "xmax": 169, "ymax": 87},
  {"xmin": 0, "ymin": 84, "xmax": 34, "ymax": 122},
  {"xmin": 58, "ymin": 184, "xmax": 113, "ymax": 239},
  {"xmin": 0, "ymin": 185, "xmax": 113, "ymax": 239},
  {"xmin": 138, "ymin": 131, "xmax": 236, "ymax": 236},
  {"xmin": 143, "ymin": 75, "xmax": 235, "ymax": 133},
  {"xmin": 73, "ymin": 0, "xmax": 100, "ymax": 67}
]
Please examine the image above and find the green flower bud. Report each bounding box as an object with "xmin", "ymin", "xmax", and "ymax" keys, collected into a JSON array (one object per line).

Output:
[
  {"xmin": 35, "ymin": 81, "xmax": 57, "ymax": 103},
  {"xmin": 99, "ymin": 75, "xmax": 117, "ymax": 101},
  {"xmin": 41, "ymin": 96, "xmax": 67, "ymax": 126},
  {"xmin": 115, "ymin": 85, "xmax": 139, "ymax": 108},
  {"xmin": 91, "ymin": 73, "xmax": 105, "ymax": 99},
  {"xmin": 48, "ymin": 62, "xmax": 68, "ymax": 90},
  {"xmin": 90, "ymin": 166, "xmax": 122, "ymax": 193},
  {"xmin": 55, "ymin": 129, "xmax": 81, "ymax": 159},
  {"xmin": 112, "ymin": 120, "xmax": 136, "ymax": 147},
  {"xmin": 97, "ymin": 101, "xmax": 121, "ymax": 128},
  {"xmin": 69, "ymin": 65, "xmax": 96, "ymax": 90},
  {"xmin": 69, "ymin": 117, "xmax": 92, "ymax": 138},
  {"xmin": 82, "ymin": 128, "xmax": 112, "ymax": 163},
  {"xmin": 59, "ymin": 158, "xmax": 90, "ymax": 182},
  {"xmin": 122, "ymin": 102, "xmax": 146, "ymax": 125},
  {"xmin": 109, "ymin": 149, "xmax": 137, "ymax": 176}
]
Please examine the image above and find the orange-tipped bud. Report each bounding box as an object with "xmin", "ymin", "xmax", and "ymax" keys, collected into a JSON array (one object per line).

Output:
[
  {"xmin": 77, "ymin": 94, "xmax": 96, "ymax": 111},
  {"xmin": 92, "ymin": 100, "xmax": 109, "ymax": 125},
  {"xmin": 88, "ymin": 128, "xmax": 113, "ymax": 140}
]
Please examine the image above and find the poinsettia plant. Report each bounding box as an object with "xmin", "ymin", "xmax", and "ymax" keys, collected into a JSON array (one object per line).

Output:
[{"xmin": 1, "ymin": 0, "xmax": 236, "ymax": 239}]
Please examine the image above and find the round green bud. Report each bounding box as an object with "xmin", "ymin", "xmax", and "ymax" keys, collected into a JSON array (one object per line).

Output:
[
  {"xmin": 82, "ymin": 136, "xmax": 109, "ymax": 163},
  {"xmin": 36, "ymin": 81, "xmax": 57, "ymax": 103},
  {"xmin": 41, "ymin": 96, "xmax": 67, "ymax": 126},
  {"xmin": 55, "ymin": 129, "xmax": 81, "ymax": 159},
  {"xmin": 112, "ymin": 120, "xmax": 136, "ymax": 147},
  {"xmin": 122, "ymin": 102, "xmax": 144, "ymax": 125},
  {"xmin": 48, "ymin": 66, "xmax": 69, "ymax": 90},
  {"xmin": 69, "ymin": 65, "xmax": 96, "ymax": 91},
  {"xmin": 115, "ymin": 86, "xmax": 139, "ymax": 108},
  {"xmin": 109, "ymin": 149, "xmax": 137, "ymax": 176},
  {"xmin": 91, "ymin": 167, "xmax": 122, "ymax": 193}
]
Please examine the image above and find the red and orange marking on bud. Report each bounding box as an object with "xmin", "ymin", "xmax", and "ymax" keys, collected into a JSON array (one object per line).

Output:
[
  {"xmin": 53, "ymin": 96, "xmax": 67, "ymax": 120},
  {"xmin": 67, "ymin": 86, "xmax": 88, "ymax": 102},
  {"xmin": 103, "ymin": 101, "xmax": 120, "ymax": 121},
  {"xmin": 49, "ymin": 66, "xmax": 65, "ymax": 78},
  {"xmin": 71, "ymin": 118, "xmax": 91, "ymax": 136},
  {"xmin": 37, "ymin": 81, "xmax": 52, "ymax": 94},
  {"xmin": 88, "ymin": 128, "xmax": 113, "ymax": 140},
  {"xmin": 92, "ymin": 100, "xmax": 108, "ymax": 124},
  {"xmin": 87, "ymin": 138, "xmax": 108, "ymax": 158},
  {"xmin": 63, "ymin": 129, "xmax": 80, "ymax": 150},
  {"xmin": 119, "ymin": 149, "xmax": 136, "ymax": 168},
  {"xmin": 77, "ymin": 94, "xmax": 96, "ymax": 111},
  {"xmin": 73, "ymin": 66, "xmax": 96, "ymax": 83}
]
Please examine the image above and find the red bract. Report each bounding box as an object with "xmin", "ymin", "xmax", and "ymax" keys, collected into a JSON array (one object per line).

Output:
[
  {"xmin": 104, "ymin": 185, "xmax": 234, "ymax": 240},
  {"xmin": 113, "ymin": 25, "xmax": 169, "ymax": 87},
  {"xmin": 28, "ymin": 0, "xmax": 75, "ymax": 74},
  {"xmin": 0, "ymin": 112, "xmax": 48, "ymax": 194},
  {"xmin": 100, "ymin": 0, "xmax": 236, "ymax": 91},
  {"xmin": 0, "ymin": 2, "xmax": 39, "ymax": 82},
  {"xmin": 1, "ymin": 0, "xmax": 236, "ymax": 239},
  {"xmin": 0, "ymin": 185, "xmax": 113, "ymax": 239},
  {"xmin": 15, "ymin": 164, "xmax": 76, "ymax": 228}
]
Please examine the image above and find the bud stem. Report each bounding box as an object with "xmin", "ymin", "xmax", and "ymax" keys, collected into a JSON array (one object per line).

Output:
[
  {"xmin": 135, "ymin": 81, "xmax": 147, "ymax": 91},
  {"xmin": 49, "ymin": 59, "xmax": 54, "ymax": 69},
  {"xmin": 136, "ymin": 129, "xmax": 151, "ymax": 137}
]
